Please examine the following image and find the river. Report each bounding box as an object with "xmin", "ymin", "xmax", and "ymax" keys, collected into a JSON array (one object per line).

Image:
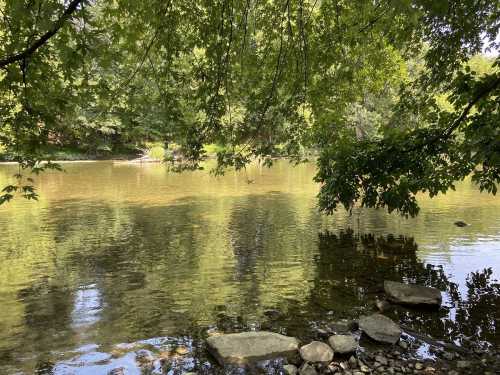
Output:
[{"xmin": 0, "ymin": 161, "xmax": 499, "ymax": 374}]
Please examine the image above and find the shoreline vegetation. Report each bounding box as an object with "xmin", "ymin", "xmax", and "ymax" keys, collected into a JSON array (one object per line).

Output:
[{"xmin": 0, "ymin": 143, "xmax": 317, "ymax": 164}]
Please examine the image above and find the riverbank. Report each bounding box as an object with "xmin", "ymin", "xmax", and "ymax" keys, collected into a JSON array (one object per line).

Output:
[{"xmin": 57, "ymin": 309, "xmax": 500, "ymax": 375}]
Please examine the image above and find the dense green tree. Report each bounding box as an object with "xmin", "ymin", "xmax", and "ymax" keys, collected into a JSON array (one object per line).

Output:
[{"xmin": 0, "ymin": 0, "xmax": 498, "ymax": 214}]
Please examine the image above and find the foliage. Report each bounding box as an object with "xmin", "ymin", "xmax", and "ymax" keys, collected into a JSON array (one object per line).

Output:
[{"xmin": 0, "ymin": 0, "xmax": 499, "ymax": 214}]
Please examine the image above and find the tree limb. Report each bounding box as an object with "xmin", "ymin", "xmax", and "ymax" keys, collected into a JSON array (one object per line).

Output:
[{"xmin": 0, "ymin": 0, "xmax": 84, "ymax": 69}]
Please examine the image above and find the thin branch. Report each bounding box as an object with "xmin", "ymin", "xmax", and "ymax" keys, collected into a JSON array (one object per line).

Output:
[{"xmin": 0, "ymin": 0, "xmax": 85, "ymax": 68}]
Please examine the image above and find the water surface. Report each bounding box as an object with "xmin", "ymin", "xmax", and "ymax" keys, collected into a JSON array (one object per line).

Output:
[{"xmin": 0, "ymin": 161, "xmax": 499, "ymax": 374}]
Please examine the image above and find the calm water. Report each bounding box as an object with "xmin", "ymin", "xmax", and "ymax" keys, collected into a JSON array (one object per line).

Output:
[{"xmin": 0, "ymin": 161, "xmax": 499, "ymax": 374}]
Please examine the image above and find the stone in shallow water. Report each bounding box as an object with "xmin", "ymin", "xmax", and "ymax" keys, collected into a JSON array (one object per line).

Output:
[
  {"xmin": 299, "ymin": 341, "xmax": 334, "ymax": 363},
  {"xmin": 384, "ymin": 281, "xmax": 442, "ymax": 306},
  {"xmin": 328, "ymin": 335, "xmax": 358, "ymax": 354},
  {"xmin": 358, "ymin": 314, "xmax": 401, "ymax": 344},
  {"xmin": 299, "ymin": 362, "xmax": 318, "ymax": 375},
  {"xmin": 283, "ymin": 364, "xmax": 298, "ymax": 374},
  {"xmin": 206, "ymin": 331, "xmax": 299, "ymax": 366}
]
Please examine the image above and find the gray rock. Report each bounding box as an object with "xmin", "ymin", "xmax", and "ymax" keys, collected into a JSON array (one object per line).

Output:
[
  {"xmin": 283, "ymin": 364, "xmax": 298, "ymax": 375},
  {"xmin": 206, "ymin": 331, "xmax": 299, "ymax": 366},
  {"xmin": 384, "ymin": 281, "xmax": 442, "ymax": 306},
  {"xmin": 358, "ymin": 314, "xmax": 401, "ymax": 344},
  {"xmin": 328, "ymin": 334, "xmax": 358, "ymax": 354},
  {"xmin": 299, "ymin": 341, "xmax": 334, "ymax": 363},
  {"xmin": 299, "ymin": 362, "xmax": 318, "ymax": 375},
  {"xmin": 108, "ymin": 368, "xmax": 125, "ymax": 375}
]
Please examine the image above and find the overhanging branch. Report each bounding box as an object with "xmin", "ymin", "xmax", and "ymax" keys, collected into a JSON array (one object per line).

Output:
[{"xmin": 0, "ymin": 0, "xmax": 84, "ymax": 69}]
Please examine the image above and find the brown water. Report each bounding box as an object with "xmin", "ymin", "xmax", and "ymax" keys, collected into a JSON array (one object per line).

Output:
[{"xmin": 0, "ymin": 161, "xmax": 499, "ymax": 374}]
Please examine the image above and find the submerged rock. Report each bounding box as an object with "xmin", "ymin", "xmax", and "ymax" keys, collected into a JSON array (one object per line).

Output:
[
  {"xmin": 328, "ymin": 334, "xmax": 358, "ymax": 354},
  {"xmin": 384, "ymin": 280, "xmax": 442, "ymax": 306},
  {"xmin": 299, "ymin": 341, "xmax": 334, "ymax": 363},
  {"xmin": 358, "ymin": 314, "xmax": 401, "ymax": 344},
  {"xmin": 206, "ymin": 331, "xmax": 299, "ymax": 366}
]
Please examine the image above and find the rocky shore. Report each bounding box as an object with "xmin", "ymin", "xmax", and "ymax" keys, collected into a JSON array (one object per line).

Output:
[{"xmin": 105, "ymin": 281, "xmax": 500, "ymax": 374}]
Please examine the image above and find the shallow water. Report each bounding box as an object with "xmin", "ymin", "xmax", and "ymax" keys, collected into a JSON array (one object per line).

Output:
[{"xmin": 0, "ymin": 161, "xmax": 499, "ymax": 374}]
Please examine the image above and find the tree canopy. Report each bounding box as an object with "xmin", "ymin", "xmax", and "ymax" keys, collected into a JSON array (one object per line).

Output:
[{"xmin": 0, "ymin": 0, "xmax": 499, "ymax": 215}]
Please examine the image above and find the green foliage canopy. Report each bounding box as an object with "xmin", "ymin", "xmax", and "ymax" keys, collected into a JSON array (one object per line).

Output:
[{"xmin": 0, "ymin": 0, "xmax": 499, "ymax": 215}]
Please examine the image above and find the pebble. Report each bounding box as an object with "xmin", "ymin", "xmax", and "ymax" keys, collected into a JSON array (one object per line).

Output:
[
  {"xmin": 375, "ymin": 355, "xmax": 387, "ymax": 366},
  {"xmin": 360, "ymin": 364, "xmax": 371, "ymax": 373}
]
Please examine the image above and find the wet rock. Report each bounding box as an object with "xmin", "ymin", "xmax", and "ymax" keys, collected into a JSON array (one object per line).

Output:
[
  {"xmin": 454, "ymin": 221, "xmax": 468, "ymax": 227},
  {"xmin": 299, "ymin": 341, "xmax": 334, "ymax": 363},
  {"xmin": 299, "ymin": 362, "xmax": 318, "ymax": 375},
  {"xmin": 135, "ymin": 349, "xmax": 154, "ymax": 365},
  {"xmin": 206, "ymin": 331, "xmax": 299, "ymax": 365},
  {"xmin": 414, "ymin": 362, "xmax": 423, "ymax": 370},
  {"xmin": 358, "ymin": 314, "xmax": 401, "ymax": 344},
  {"xmin": 328, "ymin": 334, "xmax": 358, "ymax": 354},
  {"xmin": 384, "ymin": 281, "xmax": 442, "ymax": 306},
  {"xmin": 283, "ymin": 364, "xmax": 298, "ymax": 375},
  {"xmin": 108, "ymin": 368, "xmax": 125, "ymax": 375}
]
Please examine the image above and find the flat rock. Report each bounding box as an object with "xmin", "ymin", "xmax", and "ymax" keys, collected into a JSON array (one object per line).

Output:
[
  {"xmin": 328, "ymin": 335, "xmax": 358, "ymax": 354},
  {"xmin": 358, "ymin": 314, "xmax": 401, "ymax": 344},
  {"xmin": 206, "ymin": 331, "xmax": 299, "ymax": 366},
  {"xmin": 299, "ymin": 341, "xmax": 333, "ymax": 363},
  {"xmin": 384, "ymin": 281, "xmax": 442, "ymax": 306}
]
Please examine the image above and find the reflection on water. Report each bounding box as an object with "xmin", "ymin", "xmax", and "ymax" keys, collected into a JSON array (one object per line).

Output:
[{"xmin": 0, "ymin": 161, "xmax": 499, "ymax": 374}]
